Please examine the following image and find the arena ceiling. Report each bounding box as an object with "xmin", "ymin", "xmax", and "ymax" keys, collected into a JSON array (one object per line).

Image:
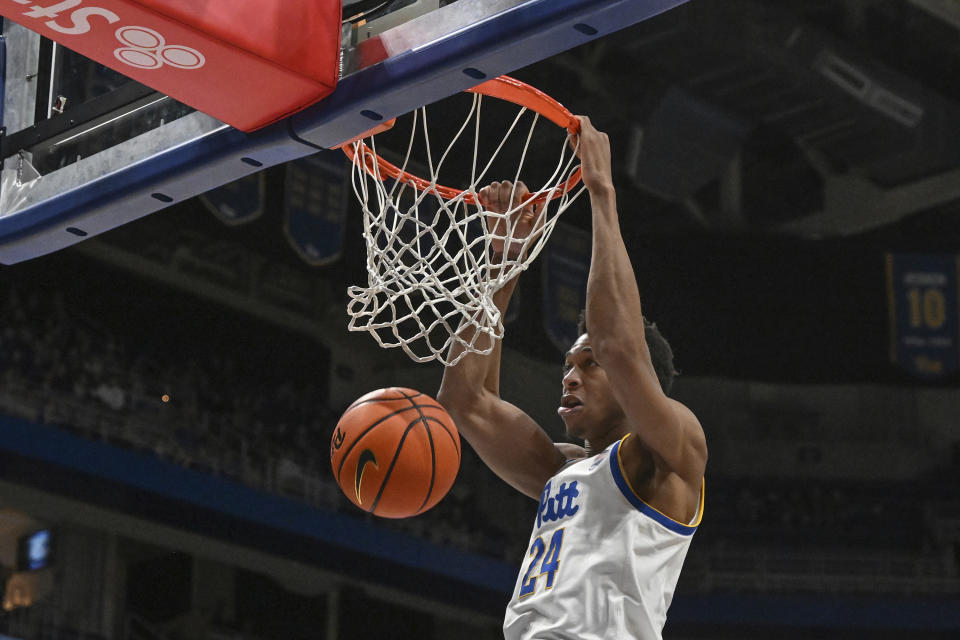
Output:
[{"xmin": 513, "ymin": 0, "xmax": 960, "ymax": 239}]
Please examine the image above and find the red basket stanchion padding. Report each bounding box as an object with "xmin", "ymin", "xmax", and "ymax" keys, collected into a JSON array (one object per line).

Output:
[{"xmin": 0, "ymin": 0, "xmax": 341, "ymax": 132}]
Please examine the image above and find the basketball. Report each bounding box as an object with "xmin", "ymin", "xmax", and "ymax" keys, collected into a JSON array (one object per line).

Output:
[{"xmin": 330, "ymin": 387, "xmax": 461, "ymax": 518}]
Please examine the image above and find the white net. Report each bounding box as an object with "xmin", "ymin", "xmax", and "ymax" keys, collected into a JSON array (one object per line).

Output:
[{"xmin": 346, "ymin": 88, "xmax": 585, "ymax": 366}]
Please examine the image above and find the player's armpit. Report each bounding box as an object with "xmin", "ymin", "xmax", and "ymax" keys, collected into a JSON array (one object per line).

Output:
[
  {"xmin": 629, "ymin": 401, "xmax": 705, "ymax": 479},
  {"xmin": 617, "ymin": 404, "xmax": 706, "ymax": 524},
  {"xmin": 599, "ymin": 347, "xmax": 706, "ymax": 481}
]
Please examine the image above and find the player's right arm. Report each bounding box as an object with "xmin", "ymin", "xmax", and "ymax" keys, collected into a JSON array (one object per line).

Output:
[{"xmin": 437, "ymin": 182, "xmax": 578, "ymax": 500}]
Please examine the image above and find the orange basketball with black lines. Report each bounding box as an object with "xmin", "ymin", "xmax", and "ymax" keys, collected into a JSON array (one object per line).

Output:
[{"xmin": 330, "ymin": 387, "xmax": 461, "ymax": 518}]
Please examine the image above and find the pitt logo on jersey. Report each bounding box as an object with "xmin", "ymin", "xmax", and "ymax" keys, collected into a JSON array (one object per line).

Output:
[{"xmin": 537, "ymin": 480, "xmax": 581, "ymax": 529}]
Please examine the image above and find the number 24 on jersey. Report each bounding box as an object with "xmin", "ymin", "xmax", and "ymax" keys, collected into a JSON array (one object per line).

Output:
[{"xmin": 518, "ymin": 528, "xmax": 565, "ymax": 598}]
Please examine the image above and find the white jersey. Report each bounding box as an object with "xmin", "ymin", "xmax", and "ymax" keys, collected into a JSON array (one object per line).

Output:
[{"xmin": 503, "ymin": 434, "xmax": 703, "ymax": 640}]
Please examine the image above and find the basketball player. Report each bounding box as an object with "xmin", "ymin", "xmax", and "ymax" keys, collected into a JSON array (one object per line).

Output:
[{"xmin": 437, "ymin": 116, "xmax": 707, "ymax": 640}]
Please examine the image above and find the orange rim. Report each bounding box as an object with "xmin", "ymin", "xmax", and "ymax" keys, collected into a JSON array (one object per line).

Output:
[{"xmin": 341, "ymin": 75, "xmax": 582, "ymax": 207}]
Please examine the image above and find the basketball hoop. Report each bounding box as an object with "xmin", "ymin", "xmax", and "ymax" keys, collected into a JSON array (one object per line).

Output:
[{"xmin": 343, "ymin": 75, "xmax": 586, "ymax": 366}]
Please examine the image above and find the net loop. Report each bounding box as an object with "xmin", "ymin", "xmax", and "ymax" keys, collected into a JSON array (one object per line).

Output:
[{"xmin": 344, "ymin": 76, "xmax": 585, "ymax": 365}]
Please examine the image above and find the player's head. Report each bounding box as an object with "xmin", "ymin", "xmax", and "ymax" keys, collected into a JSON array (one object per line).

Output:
[
  {"xmin": 576, "ymin": 311, "xmax": 677, "ymax": 394},
  {"xmin": 558, "ymin": 312, "xmax": 678, "ymax": 441}
]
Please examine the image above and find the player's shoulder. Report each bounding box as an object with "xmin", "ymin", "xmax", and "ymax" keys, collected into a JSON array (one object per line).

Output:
[
  {"xmin": 555, "ymin": 442, "xmax": 588, "ymax": 463},
  {"xmin": 668, "ymin": 397, "xmax": 708, "ymax": 477},
  {"xmin": 621, "ymin": 397, "xmax": 706, "ymax": 479},
  {"xmin": 672, "ymin": 398, "xmax": 706, "ymax": 447}
]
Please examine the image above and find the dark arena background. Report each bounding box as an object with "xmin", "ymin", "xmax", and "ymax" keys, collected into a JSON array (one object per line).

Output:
[{"xmin": 2, "ymin": 1, "xmax": 960, "ymax": 639}]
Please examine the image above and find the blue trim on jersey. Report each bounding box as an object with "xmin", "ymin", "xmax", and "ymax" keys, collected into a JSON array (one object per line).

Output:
[{"xmin": 609, "ymin": 439, "xmax": 698, "ymax": 536}]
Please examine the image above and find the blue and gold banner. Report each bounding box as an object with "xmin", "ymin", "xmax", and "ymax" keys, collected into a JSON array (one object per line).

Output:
[
  {"xmin": 886, "ymin": 253, "xmax": 960, "ymax": 378},
  {"xmin": 543, "ymin": 223, "xmax": 591, "ymax": 353},
  {"xmin": 284, "ymin": 151, "xmax": 349, "ymax": 266},
  {"xmin": 200, "ymin": 172, "xmax": 265, "ymax": 226}
]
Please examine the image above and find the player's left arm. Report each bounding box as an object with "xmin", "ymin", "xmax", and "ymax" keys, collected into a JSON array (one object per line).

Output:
[{"xmin": 577, "ymin": 116, "xmax": 707, "ymax": 483}]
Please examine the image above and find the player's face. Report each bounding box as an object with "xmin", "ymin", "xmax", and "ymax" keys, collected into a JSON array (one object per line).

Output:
[{"xmin": 558, "ymin": 334, "xmax": 625, "ymax": 440}]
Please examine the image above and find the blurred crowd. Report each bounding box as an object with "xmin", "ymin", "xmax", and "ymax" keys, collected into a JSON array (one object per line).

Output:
[
  {"xmin": 0, "ymin": 281, "xmax": 529, "ymax": 562},
  {"xmin": 0, "ymin": 274, "xmax": 955, "ymax": 569},
  {"xmin": 708, "ymin": 480, "xmax": 927, "ymax": 552}
]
